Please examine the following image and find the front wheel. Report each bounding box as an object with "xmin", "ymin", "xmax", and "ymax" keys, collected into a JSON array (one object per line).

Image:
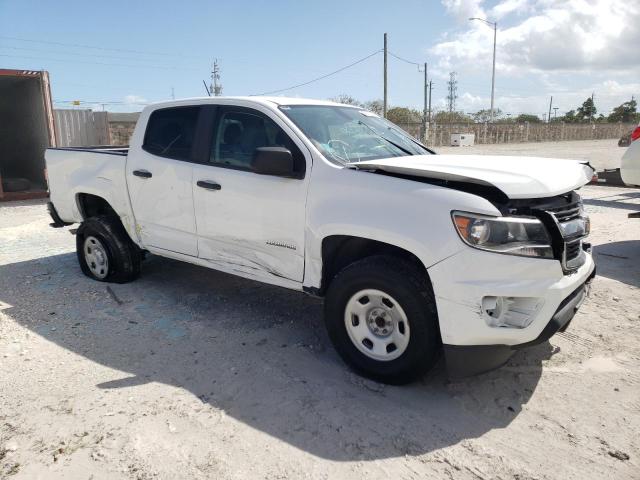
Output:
[{"xmin": 324, "ymin": 255, "xmax": 440, "ymax": 385}]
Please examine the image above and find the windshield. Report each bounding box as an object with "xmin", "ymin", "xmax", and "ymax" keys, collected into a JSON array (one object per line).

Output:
[{"xmin": 279, "ymin": 105, "xmax": 432, "ymax": 165}]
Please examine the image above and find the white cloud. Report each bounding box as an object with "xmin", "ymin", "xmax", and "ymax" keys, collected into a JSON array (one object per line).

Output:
[
  {"xmin": 124, "ymin": 94, "xmax": 148, "ymax": 104},
  {"xmin": 429, "ymin": 0, "xmax": 640, "ymax": 115},
  {"xmin": 433, "ymin": 0, "xmax": 640, "ymax": 75},
  {"xmin": 489, "ymin": 0, "xmax": 529, "ymax": 19},
  {"xmin": 442, "ymin": 0, "xmax": 486, "ymax": 22}
]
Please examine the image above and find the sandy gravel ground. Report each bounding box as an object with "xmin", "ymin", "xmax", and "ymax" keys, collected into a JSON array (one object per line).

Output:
[{"xmin": 1, "ymin": 140, "xmax": 639, "ymax": 479}]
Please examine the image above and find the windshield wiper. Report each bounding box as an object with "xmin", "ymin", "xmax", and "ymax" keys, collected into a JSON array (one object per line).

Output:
[
  {"xmin": 387, "ymin": 125, "xmax": 433, "ymax": 153},
  {"xmin": 357, "ymin": 121, "xmax": 413, "ymax": 156}
]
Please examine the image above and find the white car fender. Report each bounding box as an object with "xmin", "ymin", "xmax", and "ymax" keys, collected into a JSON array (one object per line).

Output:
[{"xmin": 303, "ymin": 162, "xmax": 501, "ymax": 289}]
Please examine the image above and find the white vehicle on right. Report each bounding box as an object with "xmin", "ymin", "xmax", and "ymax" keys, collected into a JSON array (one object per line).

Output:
[{"xmin": 621, "ymin": 123, "xmax": 640, "ymax": 186}]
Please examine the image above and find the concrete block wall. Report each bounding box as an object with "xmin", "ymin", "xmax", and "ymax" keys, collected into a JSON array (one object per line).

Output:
[{"xmin": 108, "ymin": 122, "xmax": 137, "ymax": 146}]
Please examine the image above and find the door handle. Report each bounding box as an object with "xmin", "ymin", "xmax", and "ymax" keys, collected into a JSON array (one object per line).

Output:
[
  {"xmin": 197, "ymin": 180, "xmax": 222, "ymax": 191},
  {"xmin": 133, "ymin": 169, "xmax": 152, "ymax": 178}
]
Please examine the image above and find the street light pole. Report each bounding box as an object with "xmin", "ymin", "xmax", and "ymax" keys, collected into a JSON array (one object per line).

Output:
[
  {"xmin": 470, "ymin": 17, "xmax": 497, "ymax": 122},
  {"xmin": 490, "ymin": 21, "xmax": 496, "ymax": 122}
]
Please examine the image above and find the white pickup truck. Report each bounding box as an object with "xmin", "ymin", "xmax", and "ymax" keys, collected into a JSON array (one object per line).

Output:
[{"xmin": 46, "ymin": 97, "xmax": 596, "ymax": 383}]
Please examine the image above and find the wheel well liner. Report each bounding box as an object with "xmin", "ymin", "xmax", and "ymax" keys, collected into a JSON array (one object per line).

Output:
[
  {"xmin": 320, "ymin": 235, "xmax": 429, "ymax": 294},
  {"xmin": 76, "ymin": 193, "xmax": 117, "ymax": 219}
]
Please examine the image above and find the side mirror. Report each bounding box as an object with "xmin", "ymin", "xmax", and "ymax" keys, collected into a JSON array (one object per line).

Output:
[{"xmin": 251, "ymin": 147, "xmax": 296, "ymax": 178}]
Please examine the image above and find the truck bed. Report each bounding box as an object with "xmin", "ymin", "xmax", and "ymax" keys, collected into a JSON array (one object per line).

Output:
[
  {"xmin": 45, "ymin": 146, "xmax": 132, "ymax": 225},
  {"xmin": 48, "ymin": 146, "xmax": 129, "ymax": 156}
]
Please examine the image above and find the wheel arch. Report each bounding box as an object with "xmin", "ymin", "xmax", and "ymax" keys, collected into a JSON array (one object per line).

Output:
[
  {"xmin": 318, "ymin": 235, "xmax": 432, "ymax": 295},
  {"xmin": 76, "ymin": 193, "xmax": 117, "ymax": 220},
  {"xmin": 75, "ymin": 192, "xmax": 139, "ymax": 246}
]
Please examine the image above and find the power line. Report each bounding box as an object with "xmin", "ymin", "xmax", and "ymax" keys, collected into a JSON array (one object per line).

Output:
[
  {"xmin": 0, "ymin": 45, "xmax": 197, "ymax": 66},
  {"xmin": 0, "ymin": 53, "xmax": 199, "ymax": 71},
  {"xmin": 387, "ymin": 51, "xmax": 421, "ymax": 67},
  {"xmin": 0, "ymin": 35, "xmax": 202, "ymax": 59},
  {"xmin": 54, "ymin": 99, "xmax": 151, "ymax": 105},
  {"xmin": 53, "ymin": 81, "xmax": 171, "ymax": 95},
  {"xmin": 254, "ymin": 50, "xmax": 382, "ymax": 96}
]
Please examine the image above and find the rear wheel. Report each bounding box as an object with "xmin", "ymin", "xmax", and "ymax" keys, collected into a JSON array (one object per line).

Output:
[
  {"xmin": 76, "ymin": 215, "xmax": 141, "ymax": 283},
  {"xmin": 324, "ymin": 255, "xmax": 440, "ymax": 384}
]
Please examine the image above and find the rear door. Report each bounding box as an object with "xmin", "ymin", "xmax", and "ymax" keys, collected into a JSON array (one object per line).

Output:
[
  {"xmin": 192, "ymin": 105, "xmax": 310, "ymax": 282},
  {"xmin": 126, "ymin": 106, "xmax": 200, "ymax": 256}
]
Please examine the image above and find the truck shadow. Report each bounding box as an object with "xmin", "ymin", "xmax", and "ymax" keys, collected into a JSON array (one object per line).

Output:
[
  {"xmin": 583, "ymin": 191, "xmax": 640, "ymax": 211},
  {"xmin": 593, "ymin": 240, "xmax": 640, "ymax": 288},
  {"xmin": 0, "ymin": 252, "xmax": 550, "ymax": 461}
]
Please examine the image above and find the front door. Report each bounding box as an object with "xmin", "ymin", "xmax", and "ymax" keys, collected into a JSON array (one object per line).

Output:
[
  {"xmin": 126, "ymin": 106, "xmax": 200, "ymax": 256},
  {"xmin": 192, "ymin": 105, "xmax": 309, "ymax": 282}
]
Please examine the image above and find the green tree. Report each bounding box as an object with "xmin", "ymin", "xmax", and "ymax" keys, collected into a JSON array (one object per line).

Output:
[
  {"xmin": 560, "ymin": 110, "xmax": 579, "ymax": 123},
  {"xmin": 362, "ymin": 99, "xmax": 384, "ymax": 115},
  {"xmin": 434, "ymin": 110, "xmax": 473, "ymax": 123},
  {"xmin": 515, "ymin": 114, "xmax": 542, "ymax": 123},
  {"xmin": 577, "ymin": 97, "xmax": 597, "ymax": 122},
  {"xmin": 330, "ymin": 94, "xmax": 363, "ymax": 107},
  {"xmin": 386, "ymin": 107, "xmax": 422, "ymax": 124},
  {"xmin": 472, "ymin": 108, "xmax": 503, "ymax": 123},
  {"xmin": 608, "ymin": 99, "xmax": 637, "ymax": 123}
]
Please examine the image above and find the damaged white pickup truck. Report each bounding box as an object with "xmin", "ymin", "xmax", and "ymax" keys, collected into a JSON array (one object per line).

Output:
[{"xmin": 46, "ymin": 97, "xmax": 596, "ymax": 383}]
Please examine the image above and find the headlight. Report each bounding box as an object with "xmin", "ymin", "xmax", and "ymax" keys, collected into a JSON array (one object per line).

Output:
[{"xmin": 452, "ymin": 211, "xmax": 554, "ymax": 259}]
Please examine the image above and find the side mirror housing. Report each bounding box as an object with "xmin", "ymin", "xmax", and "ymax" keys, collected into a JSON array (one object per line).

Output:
[{"xmin": 252, "ymin": 147, "xmax": 296, "ymax": 178}]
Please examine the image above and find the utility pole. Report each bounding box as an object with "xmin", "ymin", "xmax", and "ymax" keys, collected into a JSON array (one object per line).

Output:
[
  {"xmin": 548, "ymin": 96, "xmax": 553, "ymax": 124},
  {"xmin": 469, "ymin": 17, "xmax": 497, "ymax": 121},
  {"xmin": 490, "ymin": 21, "xmax": 496, "ymax": 121},
  {"xmin": 553, "ymin": 107, "xmax": 558, "ymax": 121},
  {"xmin": 591, "ymin": 92, "xmax": 595, "ymax": 122},
  {"xmin": 446, "ymin": 72, "xmax": 458, "ymax": 113},
  {"xmin": 383, "ymin": 33, "xmax": 388, "ymax": 118},
  {"xmin": 422, "ymin": 62, "xmax": 428, "ymax": 143},
  {"xmin": 211, "ymin": 59, "xmax": 223, "ymax": 97},
  {"xmin": 428, "ymin": 81, "xmax": 433, "ymax": 123}
]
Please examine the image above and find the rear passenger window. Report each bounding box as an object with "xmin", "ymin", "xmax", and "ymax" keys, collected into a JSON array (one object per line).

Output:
[{"xmin": 143, "ymin": 107, "xmax": 200, "ymax": 161}]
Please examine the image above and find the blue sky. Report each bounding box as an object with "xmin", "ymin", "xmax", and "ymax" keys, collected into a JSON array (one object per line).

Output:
[{"xmin": 1, "ymin": 0, "xmax": 638, "ymax": 118}]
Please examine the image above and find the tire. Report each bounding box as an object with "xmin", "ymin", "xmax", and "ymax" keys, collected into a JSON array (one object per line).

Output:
[
  {"xmin": 76, "ymin": 215, "xmax": 141, "ymax": 283},
  {"xmin": 1, "ymin": 177, "xmax": 31, "ymax": 192},
  {"xmin": 324, "ymin": 255, "xmax": 440, "ymax": 385}
]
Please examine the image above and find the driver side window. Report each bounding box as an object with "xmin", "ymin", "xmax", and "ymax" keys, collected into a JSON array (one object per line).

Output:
[{"xmin": 210, "ymin": 108, "xmax": 305, "ymax": 176}]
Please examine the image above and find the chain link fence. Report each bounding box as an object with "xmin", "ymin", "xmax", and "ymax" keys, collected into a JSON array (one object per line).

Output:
[{"xmin": 393, "ymin": 121, "xmax": 636, "ymax": 147}]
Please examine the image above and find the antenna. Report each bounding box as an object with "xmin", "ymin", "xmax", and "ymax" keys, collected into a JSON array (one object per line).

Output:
[
  {"xmin": 447, "ymin": 72, "xmax": 458, "ymax": 113},
  {"xmin": 211, "ymin": 59, "xmax": 223, "ymax": 96},
  {"xmin": 202, "ymin": 80, "xmax": 211, "ymax": 96}
]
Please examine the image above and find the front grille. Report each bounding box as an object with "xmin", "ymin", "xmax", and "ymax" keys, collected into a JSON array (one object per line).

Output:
[
  {"xmin": 565, "ymin": 240, "xmax": 582, "ymax": 261},
  {"xmin": 506, "ymin": 191, "xmax": 587, "ymax": 273},
  {"xmin": 546, "ymin": 202, "xmax": 581, "ymax": 222}
]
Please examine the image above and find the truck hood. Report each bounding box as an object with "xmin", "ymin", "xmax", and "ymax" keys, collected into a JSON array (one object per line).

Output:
[{"xmin": 348, "ymin": 154, "xmax": 594, "ymax": 199}]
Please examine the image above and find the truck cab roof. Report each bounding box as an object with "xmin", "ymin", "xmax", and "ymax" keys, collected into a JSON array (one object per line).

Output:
[{"xmin": 144, "ymin": 96, "xmax": 357, "ymax": 111}]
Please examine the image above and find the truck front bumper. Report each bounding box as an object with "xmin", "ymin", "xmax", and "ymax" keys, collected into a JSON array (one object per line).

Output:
[{"xmin": 427, "ymin": 246, "xmax": 596, "ymax": 377}]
